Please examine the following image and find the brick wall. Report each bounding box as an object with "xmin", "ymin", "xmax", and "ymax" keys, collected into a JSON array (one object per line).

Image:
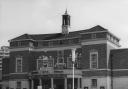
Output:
[{"xmin": 81, "ymin": 44, "xmax": 107, "ymax": 69}]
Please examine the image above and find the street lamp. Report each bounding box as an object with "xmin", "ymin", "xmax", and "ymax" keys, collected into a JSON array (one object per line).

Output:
[{"xmin": 72, "ymin": 48, "xmax": 76, "ymax": 89}]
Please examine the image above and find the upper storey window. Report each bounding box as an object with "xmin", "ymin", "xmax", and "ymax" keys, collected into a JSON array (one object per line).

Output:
[
  {"xmin": 57, "ymin": 51, "xmax": 64, "ymax": 64},
  {"xmin": 16, "ymin": 56, "xmax": 22, "ymax": 72},
  {"xmin": 10, "ymin": 41, "xmax": 32, "ymax": 47},
  {"xmin": 37, "ymin": 56, "xmax": 54, "ymax": 70},
  {"xmin": 91, "ymin": 34, "xmax": 96, "ymax": 39},
  {"xmin": 67, "ymin": 52, "xmax": 81, "ymax": 69},
  {"xmin": 90, "ymin": 50, "xmax": 98, "ymax": 69},
  {"xmin": 67, "ymin": 55, "xmax": 72, "ymax": 68}
]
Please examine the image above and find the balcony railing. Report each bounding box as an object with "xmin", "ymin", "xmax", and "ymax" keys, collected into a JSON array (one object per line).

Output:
[
  {"xmin": 37, "ymin": 67, "xmax": 82, "ymax": 75},
  {"xmin": 37, "ymin": 38, "xmax": 80, "ymax": 47}
]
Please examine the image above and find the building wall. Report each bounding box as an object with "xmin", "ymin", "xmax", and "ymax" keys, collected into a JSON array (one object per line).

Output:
[
  {"xmin": 81, "ymin": 44, "xmax": 107, "ymax": 69},
  {"xmin": 9, "ymin": 80, "xmax": 29, "ymax": 89},
  {"xmin": 82, "ymin": 76, "xmax": 111, "ymax": 89},
  {"xmin": 9, "ymin": 51, "xmax": 30, "ymax": 73},
  {"xmin": 9, "ymin": 48, "xmax": 82, "ymax": 74},
  {"xmin": 2, "ymin": 81, "xmax": 9, "ymax": 89},
  {"xmin": 81, "ymin": 32, "xmax": 107, "ymax": 40},
  {"xmin": 113, "ymin": 77, "xmax": 128, "ymax": 89}
]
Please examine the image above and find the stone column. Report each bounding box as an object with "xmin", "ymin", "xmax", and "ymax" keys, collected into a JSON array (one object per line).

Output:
[
  {"xmin": 39, "ymin": 78, "xmax": 42, "ymax": 86},
  {"xmin": 50, "ymin": 78, "xmax": 54, "ymax": 89},
  {"xmin": 77, "ymin": 78, "xmax": 80, "ymax": 89},
  {"xmin": 65, "ymin": 78, "xmax": 67, "ymax": 89},
  {"xmin": 31, "ymin": 79, "xmax": 34, "ymax": 89}
]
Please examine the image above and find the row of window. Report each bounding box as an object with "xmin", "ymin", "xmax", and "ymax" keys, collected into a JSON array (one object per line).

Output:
[
  {"xmin": 107, "ymin": 34, "xmax": 119, "ymax": 44},
  {"xmin": 16, "ymin": 56, "xmax": 81, "ymax": 72},
  {"xmin": 16, "ymin": 51, "xmax": 98, "ymax": 72},
  {"xmin": 10, "ymin": 38, "xmax": 80, "ymax": 47}
]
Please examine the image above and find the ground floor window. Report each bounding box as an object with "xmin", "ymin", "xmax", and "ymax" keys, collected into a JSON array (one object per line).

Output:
[
  {"xmin": 84, "ymin": 87, "xmax": 88, "ymax": 89},
  {"xmin": 16, "ymin": 81, "xmax": 21, "ymax": 89},
  {"xmin": 91, "ymin": 79, "xmax": 97, "ymax": 87},
  {"xmin": 100, "ymin": 86, "xmax": 105, "ymax": 89}
]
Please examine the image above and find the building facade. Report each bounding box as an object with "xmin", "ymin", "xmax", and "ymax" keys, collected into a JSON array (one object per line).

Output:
[
  {"xmin": 2, "ymin": 11, "xmax": 128, "ymax": 89},
  {"xmin": 0, "ymin": 46, "xmax": 9, "ymax": 70}
]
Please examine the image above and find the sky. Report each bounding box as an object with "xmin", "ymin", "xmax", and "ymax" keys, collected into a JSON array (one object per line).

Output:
[{"xmin": 0, "ymin": 0, "xmax": 128, "ymax": 48}]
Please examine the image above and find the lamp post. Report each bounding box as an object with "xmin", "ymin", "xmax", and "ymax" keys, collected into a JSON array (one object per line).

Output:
[{"xmin": 72, "ymin": 48, "xmax": 76, "ymax": 89}]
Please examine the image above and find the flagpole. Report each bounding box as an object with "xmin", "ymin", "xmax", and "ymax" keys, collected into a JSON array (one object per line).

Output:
[{"xmin": 72, "ymin": 48, "xmax": 76, "ymax": 89}]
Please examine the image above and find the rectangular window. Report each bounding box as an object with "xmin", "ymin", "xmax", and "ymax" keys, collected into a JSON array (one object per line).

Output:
[
  {"xmin": 91, "ymin": 79, "xmax": 97, "ymax": 87},
  {"xmin": 16, "ymin": 57, "xmax": 22, "ymax": 72},
  {"xmin": 16, "ymin": 81, "xmax": 21, "ymax": 89},
  {"xmin": 48, "ymin": 57, "xmax": 54, "ymax": 67},
  {"xmin": 57, "ymin": 51, "xmax": 64, "ymax": 63},
  {"xmin": 90, "ymin": 52, "xmax": 98, "ymax": 69},
  {"xmin": 37, "ymin": 56, "xmax": 54, "ymax": 70},
  {"xmin": 37, "ymin": 59, "xmax": 43, "ymax": 70},
  {"xmin": 67, "ymin": 57, "xmax": 73, "ymax": 68}
]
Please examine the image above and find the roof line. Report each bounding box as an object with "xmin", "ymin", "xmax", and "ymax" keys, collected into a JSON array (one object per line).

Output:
[
  {"xmin": 80, "ymin": 31, "xmax": 107, "ymax": 34},
  {"xmin": 8, "ymin": 39, "xmax": 35, "ymax": 42}
]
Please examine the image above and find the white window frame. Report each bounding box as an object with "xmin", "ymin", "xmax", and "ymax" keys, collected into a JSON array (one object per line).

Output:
[
  {"xmin": 91, "ymin": 79, "xmax": 97, "ymax": 87},
  {"xmin": 67, "ymin": 56, "xmax": 72, "ymax": 68},
  {"xmin": 37, "ymin": 59, "xmax": 44, "ymax": 70},
  {"xmin": 16, "ymin": 57, "xmax": 22, "ymax": 72},
  {"xmin": 90, "ymin": 51, "xmax": 98, "ymax": 69},
  {"xmin": 56, "ymin": 50, "xmax": 64, "ymax": 65},
  {"xmin": 57, "ymin": 57, "xmax": 64, "ymax": 64},
  {"xmin": 37, "ymin": 56, "xmax": 54, "ymax": 70},
  {"xmin": 16, "ymin": 81, "xmax": 21, "ymax": 89},
  {"xmin": 48, "ymin": 56, "xmax": 54, "ymax": 67}
]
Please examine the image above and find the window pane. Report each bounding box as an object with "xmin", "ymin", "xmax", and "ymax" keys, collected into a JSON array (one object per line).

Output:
[
  {"xmin": 37, "ymin": 60, "xmax": 43, "ymax": 69},
  {"xmin": 37, "ymin": 56, "xmax": 54, "ymax": 69},
  {"xmin": 48, "ymin": 58, "xmax": 54, "ymax": 67},
  {"xmin": 67, "ymin": 57, "xmax": 72, "ymax": 68},
  {"xmin": 17, "ymin": 81, "xmax": 21, "ymax": 89},
  {"xmin": 91, "ymin": 79, "xmax": 97, "ymax": 87},
  {"xmin": 58, "ymin": 57, "xmax": 64, "ymax": 63},
  {"xmin": 90, "ymin": 52, "xmax": 98, "ymax": 69},
  {"xmin": 16, "ymin": 58, "xmax": 22, "ymax": 72}
]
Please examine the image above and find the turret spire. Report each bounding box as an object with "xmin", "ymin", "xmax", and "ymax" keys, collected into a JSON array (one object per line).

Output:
[
  {"xmin": 62, "ymin": 9, "xmax": 70, "ymax": 34},
  {"xmin": 65, "ymin": 9, "xmax": 68, "ymax": 14}
]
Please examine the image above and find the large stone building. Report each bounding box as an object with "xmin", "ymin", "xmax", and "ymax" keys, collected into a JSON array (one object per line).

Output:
[{"xmin": 2, "ymin": 11, "xmax": 128, "ymax": 89}]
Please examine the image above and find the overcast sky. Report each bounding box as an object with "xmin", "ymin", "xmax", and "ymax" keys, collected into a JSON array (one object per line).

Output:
[{"xmin": 0, "ymin": 0, "xmax": 128, "ymax": 48}]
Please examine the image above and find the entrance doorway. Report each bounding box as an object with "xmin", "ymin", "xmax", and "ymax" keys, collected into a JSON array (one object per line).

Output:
[{"xmin": 54, "ymin": 79, "xmax": 64, "ymax": 89}]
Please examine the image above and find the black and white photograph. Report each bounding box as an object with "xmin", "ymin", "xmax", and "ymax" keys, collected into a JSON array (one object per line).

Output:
[{"xmin": 0, "ymin": 0, "xmax": 128, "ymax": 89}]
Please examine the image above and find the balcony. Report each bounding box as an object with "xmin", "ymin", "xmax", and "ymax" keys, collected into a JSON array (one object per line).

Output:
[
  {"xmin": 37, "ymin": 38, "xmax": 80, "ymax": 48},
  {"xmin": 55, "ymin": 63, "xmax": 66, "ymax": 69},
  {"xmin": 37, "ymin": 67, "xmax": 82, "ymax": 76}
]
